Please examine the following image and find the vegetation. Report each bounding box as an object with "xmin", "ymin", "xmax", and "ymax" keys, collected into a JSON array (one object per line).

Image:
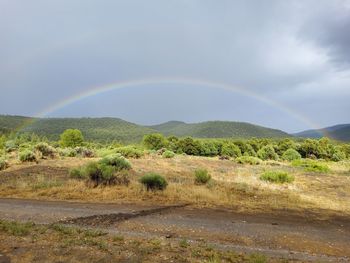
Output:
[
  {"xmin": 281, "ymin": 148, "xmax": 301, "ymax": 161},
  {"xmin": 143, "ymin": 133, "xmax": 167, "ymax": 150},
  {"xmin": 257, "ymin": 145, "xmax": 278, "ymax": 160},
  {"xmin": 194, "ymin": 169, "xmax": 211, "ymax": 184},
  {"xmin": 35, "ymin": 142, "xmax": 56, "ymax": 158},
  {"xmin": 60, "ymin": 129, "xmax": 84, "ymax": 147},
  {"xmin": 0, "ymin": 157, "xmax": 8, "ymax": 170},
  {"xmin": 162, "ymin": 150, "xmax": 175, "ymax": 158},
  {"xmin": 19, "ymin": 149, "xmax": 37, "ymax": 162},
  {"xmin": 140, "ymin": 173, "xmax": 168, "ymax": 191},
  {"xmin": 260, "ymin": 171, "xmax": 294, "ymax": 183},
  {"xmin": 115, "ymin": 146, "xmax": 144, "ymax": 158},
  {"xmin": 150, "ymin": 120, "xmax": 289, "ymax": 138},
  {"xmin": 235, "ymin": 156, "xmax": 262, "ymax": 165},
  {"xmin": 0, "ymin": 220, "xmax": 34, "ymax": 236},
  {"xmin": 99, "ymin": 154, "xmax": 132, "ymax": 171},
  {"xmin": 292, "ymin": 159, "xmax": 330, "ymax": 173},
  {"xmin": 221, "ymin": 143, "xmax": 241, "ymax": 158}
]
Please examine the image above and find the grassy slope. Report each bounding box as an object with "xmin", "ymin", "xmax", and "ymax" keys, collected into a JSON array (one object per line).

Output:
[{"xmin": 150, "ymin": 120, "xmax": 290, "ymax": 138}]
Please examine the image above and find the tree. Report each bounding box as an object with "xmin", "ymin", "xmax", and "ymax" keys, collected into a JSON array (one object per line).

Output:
[
  {"xmin": 142, "ymin": 133, "xmax": 167, "ymax": 150},
  {"xmin": 60, "ymin": 129, "xmax": 84, "ymax": 148}
]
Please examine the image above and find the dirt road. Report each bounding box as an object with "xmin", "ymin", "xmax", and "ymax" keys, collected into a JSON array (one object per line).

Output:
[{"xmin": 0, "ymin": 198, "xmax": 349, "ymax": 262}]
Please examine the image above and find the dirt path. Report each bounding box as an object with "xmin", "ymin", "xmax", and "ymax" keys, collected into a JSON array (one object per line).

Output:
[{"xmin": 0, "ymin": 198, "xmax": 349, "ymax": 262}]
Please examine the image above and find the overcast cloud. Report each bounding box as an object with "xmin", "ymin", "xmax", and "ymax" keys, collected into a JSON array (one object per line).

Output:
[{"xmin": 1, "ymin": 0, "xmax": 349, "ymax": 132}]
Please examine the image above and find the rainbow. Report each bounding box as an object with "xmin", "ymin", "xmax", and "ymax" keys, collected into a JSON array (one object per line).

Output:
[{"xmin": 16, "ymin": 77, "xmax": 325, "ymax": 136}]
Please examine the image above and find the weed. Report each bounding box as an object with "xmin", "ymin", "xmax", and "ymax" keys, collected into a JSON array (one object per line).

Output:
[
  {"xmin": 194, "ymin": 169, "xmax": 211, "ymax": 184},
  {"xmin": 260, "ymin": 171, "xmax": 294, "ymax": 183}
]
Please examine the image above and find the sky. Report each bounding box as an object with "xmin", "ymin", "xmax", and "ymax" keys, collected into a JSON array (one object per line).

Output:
[{"xmin": 1, "ymin": 0, "xmax": 350, "ymax": 133}]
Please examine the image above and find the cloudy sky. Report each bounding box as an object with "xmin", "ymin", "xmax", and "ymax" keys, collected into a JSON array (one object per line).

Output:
[{"xmin": 1, "ymin": 0, "xmax": 349, "ymax": 132}]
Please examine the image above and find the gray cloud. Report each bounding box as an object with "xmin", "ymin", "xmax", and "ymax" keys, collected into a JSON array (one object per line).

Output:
[{"xmin": 0, "ymin": 0, "xmax": 349, "ymax": 132}]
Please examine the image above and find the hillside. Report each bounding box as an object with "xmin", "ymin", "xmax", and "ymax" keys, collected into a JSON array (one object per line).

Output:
[
  {"xmin": 294, "ymin": 124, "xmax": 350, "ymax": 141},
  {"xmin": 0, "ymin": 116, "xmax": 155, "ymax": 143},
  {"xmin": 1, "ymin": 115, "xmax": 292, "ymax": 141},
  {"xmin": 149, "ymin": 120, "xmax": 290, "ymax": 138}
]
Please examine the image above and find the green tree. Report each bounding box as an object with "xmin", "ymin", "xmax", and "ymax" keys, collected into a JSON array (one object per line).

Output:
[
  {"xmin": 60, "ymin": 129, "xmax": 84, "ymax": 148},
  {"xmin": 142, "ymin": 133, "xmax": 167, "ymax": 150}
]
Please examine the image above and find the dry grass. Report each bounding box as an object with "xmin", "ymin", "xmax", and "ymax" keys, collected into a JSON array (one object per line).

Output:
[{"xmin": 1, "ymin": 155, "xmax": 350, "ymax": 216}]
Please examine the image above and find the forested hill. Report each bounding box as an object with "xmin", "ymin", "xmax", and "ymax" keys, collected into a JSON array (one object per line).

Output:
[
  {"xmin": 294, "ymin": 124, "xmax": 350, "ymax": 142},
  {"xmin": 0, "ymin": 115, "xmax": 291, "ymax": 142},
  {"xmin": 149, "ymin": 120, "xmax": 290, "ymax": 138},
  {"xmin": 0, "ymin": 115, "xmax": 155, "ymax": 143}
]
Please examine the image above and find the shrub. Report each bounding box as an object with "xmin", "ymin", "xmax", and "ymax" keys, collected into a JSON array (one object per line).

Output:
[
  {"xmin": 60, "ymin": 129, "xmax": 84, "ymax": 148},
  {"xmin": 199, "ymin": 141, "xmax": 220, "ymax": 156},
  {"xmin": 331, "ymin": 147, "xmax": 346, "ymax": 162},
  {"xmin": 140, "ymin": 173, "xmax": 168, "ymax": 191},
  {"xmin": 75, "ymin": 147, "xmax": 95, "ymax": 158},
  {"xmin": 221, "ymin": 143, "xmax": 242, "ymax": 158},
  {"xmin": 5, "ymin": 140, "xmax": 17, "ymax": 152},
  {"xmin": 235, "ymin": 156, "xmax": 262, "ymax": 165},
  {"xmin": 291, "ymin": 159, "xmax": 330, "ymax": 173},
  {"xmin": 0, "ymin": 158, "xmax": 8, "ymax": 171},
  {"xmin": 257, "ymin": 145, "xmax": 278, "ymax": 160},
  {"xmin": 177, "ymin": 137, "xmax": 202, "ymax": 155},
  {"xmin": 58, "ymin": 147, "xmax": 77, "ymax": 157},
  {"xmin": 260, "ymin": 171, "xmax": 294, "ymax": 183},
  {"xmin": 99, "ymin": 154, "xmax": 131, "ymax": 171},
  {"xmin": 194, "ymin": 169, "xmax": 211, "ymax": 184},
  {"xmin": 143, "ymin": 133, "xmax": 167, "ymax": 150},
  {"xmin": 115, "ymin": 146, "xmax": 143, "ymax": 158},
  {"xmin": 162, "ymin": 150, "xmax": 175, "ymax": 158},
  {"xmin": 19, "ymin": 150, "xmax": 37, "ymax": 162},
  {"xmin": 82, "ymin": 162, "xmax": 115, "ymax": 186},
  {"xmin": 69, "ymin": 167, "xmax": 86, "ymax": 179},
  {"xmin": 243, "ymin": 144, "xmax": 257, "ymax": 157},
  {"xmin": 281, "ymin": 148, "xmax": 301, "ymax": 161},
  {"xmin": 35, "ymin": 142, "xmax": 56, "ymax": 158}
]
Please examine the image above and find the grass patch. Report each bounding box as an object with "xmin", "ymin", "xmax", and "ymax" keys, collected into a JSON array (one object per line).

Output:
[
  {"xmin": 292, "ymin": 159, "xmax": 330, "ymax": 173},
  {"xmin": 194, "ymin": 169, "xmax": 211, "ymax": 184},
  {"xmin": 260, "ymin": 171, "xmax": 294, "ymax": 183},
  {"xmin": 0, "ymin": 220, "xmax": 34, "ymax": 236},
  {"xmin": 235, "ymin": 156, "xmax": 262, "ymax": 165}
]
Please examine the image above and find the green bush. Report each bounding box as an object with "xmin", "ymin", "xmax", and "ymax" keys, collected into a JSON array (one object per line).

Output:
[
  {"xmin": 0, "ymin": 157, "xmax": 8, "ymax": 171},
  {"xmin": 235, "ymin": 156, "xmax": 262, "ymax": 165},
  {"xmin": 99, "ymin": 154, "xmax": 131, "ymax": 171},
  {"xmin": 58, "ymin": 147, "xmax": 77, "ymax": 157},
  {"xmin": 176, "ymin": 137, "xmax": 202, "ymax": 155},
  {"xmin": 257, "ymin": 145, "xmax": 278, "ymax": 160},
  {"xmin": 60, "ymin": 129, "xmax": 84, "ymax": 148},
  {"xmin": 194, "ymin": 169, "xmax": 211, "ymax": 184},
  {"xmin": 221, "ymin": 143, "xmax": 242, "ymax": 158},
  {"xmin": 5, "ymin": 140, "xmax": 17, "ymax": 152},
  {"xmin": 260, "ymin": 171, "xmax": 294, "ymax": 183},
  {"xmin": 19, "ymin": 150, "xmax": 37, "ymax": 162},
  {"xmin": 140, "ymin": 173, "xmax": 168, "ymax": 191},
  {"xmin": 143, "ymin": 133, "xmax": 167, "ymax": 150},
  {"xmin": 69, "ymin": 167, "xmax": 86, "ymax": 179},
  {"xmin": 281, "ymin": 148, "xmax": 301, "ymax": 161},
  {"xmin": 331, "ymin": 147, "xmax": 346, "ymax": 162},
  {"xmin": 35, "ymin": 142, "xmax": 56, "ymax": 158},
  {"xmin": 291, "ymin": 159, "xmax": 330, "ymax": 173},
  {"xmin": 82, "ymin": 162, "xmax": 115, "ymax": 186},
  {"xmin": 243, "ymin": 144, "xmax": 257, "ymax": 157},
  {"xmin": 115, "ymin": 146, "xmax": 143, "ymax": 158},
  {"xmin": 199, "ymin": 141, "xmax": 220, "ymax": 156},
  {"xmin": 162, "ymin": 150, "xmax": 175, "ymax": 158}
]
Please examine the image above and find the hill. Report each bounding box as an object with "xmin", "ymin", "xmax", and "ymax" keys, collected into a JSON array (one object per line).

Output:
[
  {"xmin": 294, "ymin": 124, "xmax": 350, "ymax": 141},
  {"xmin": 1, "ymin": 116, "xmax": 291, "ymax": 142},
  {"xmin": 149, "ymin": 120, "xmax": 290, "ymax": 138},
  {"xmin": 0, "ymin": 115, "xmax": 155, "ymax": 143}
]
